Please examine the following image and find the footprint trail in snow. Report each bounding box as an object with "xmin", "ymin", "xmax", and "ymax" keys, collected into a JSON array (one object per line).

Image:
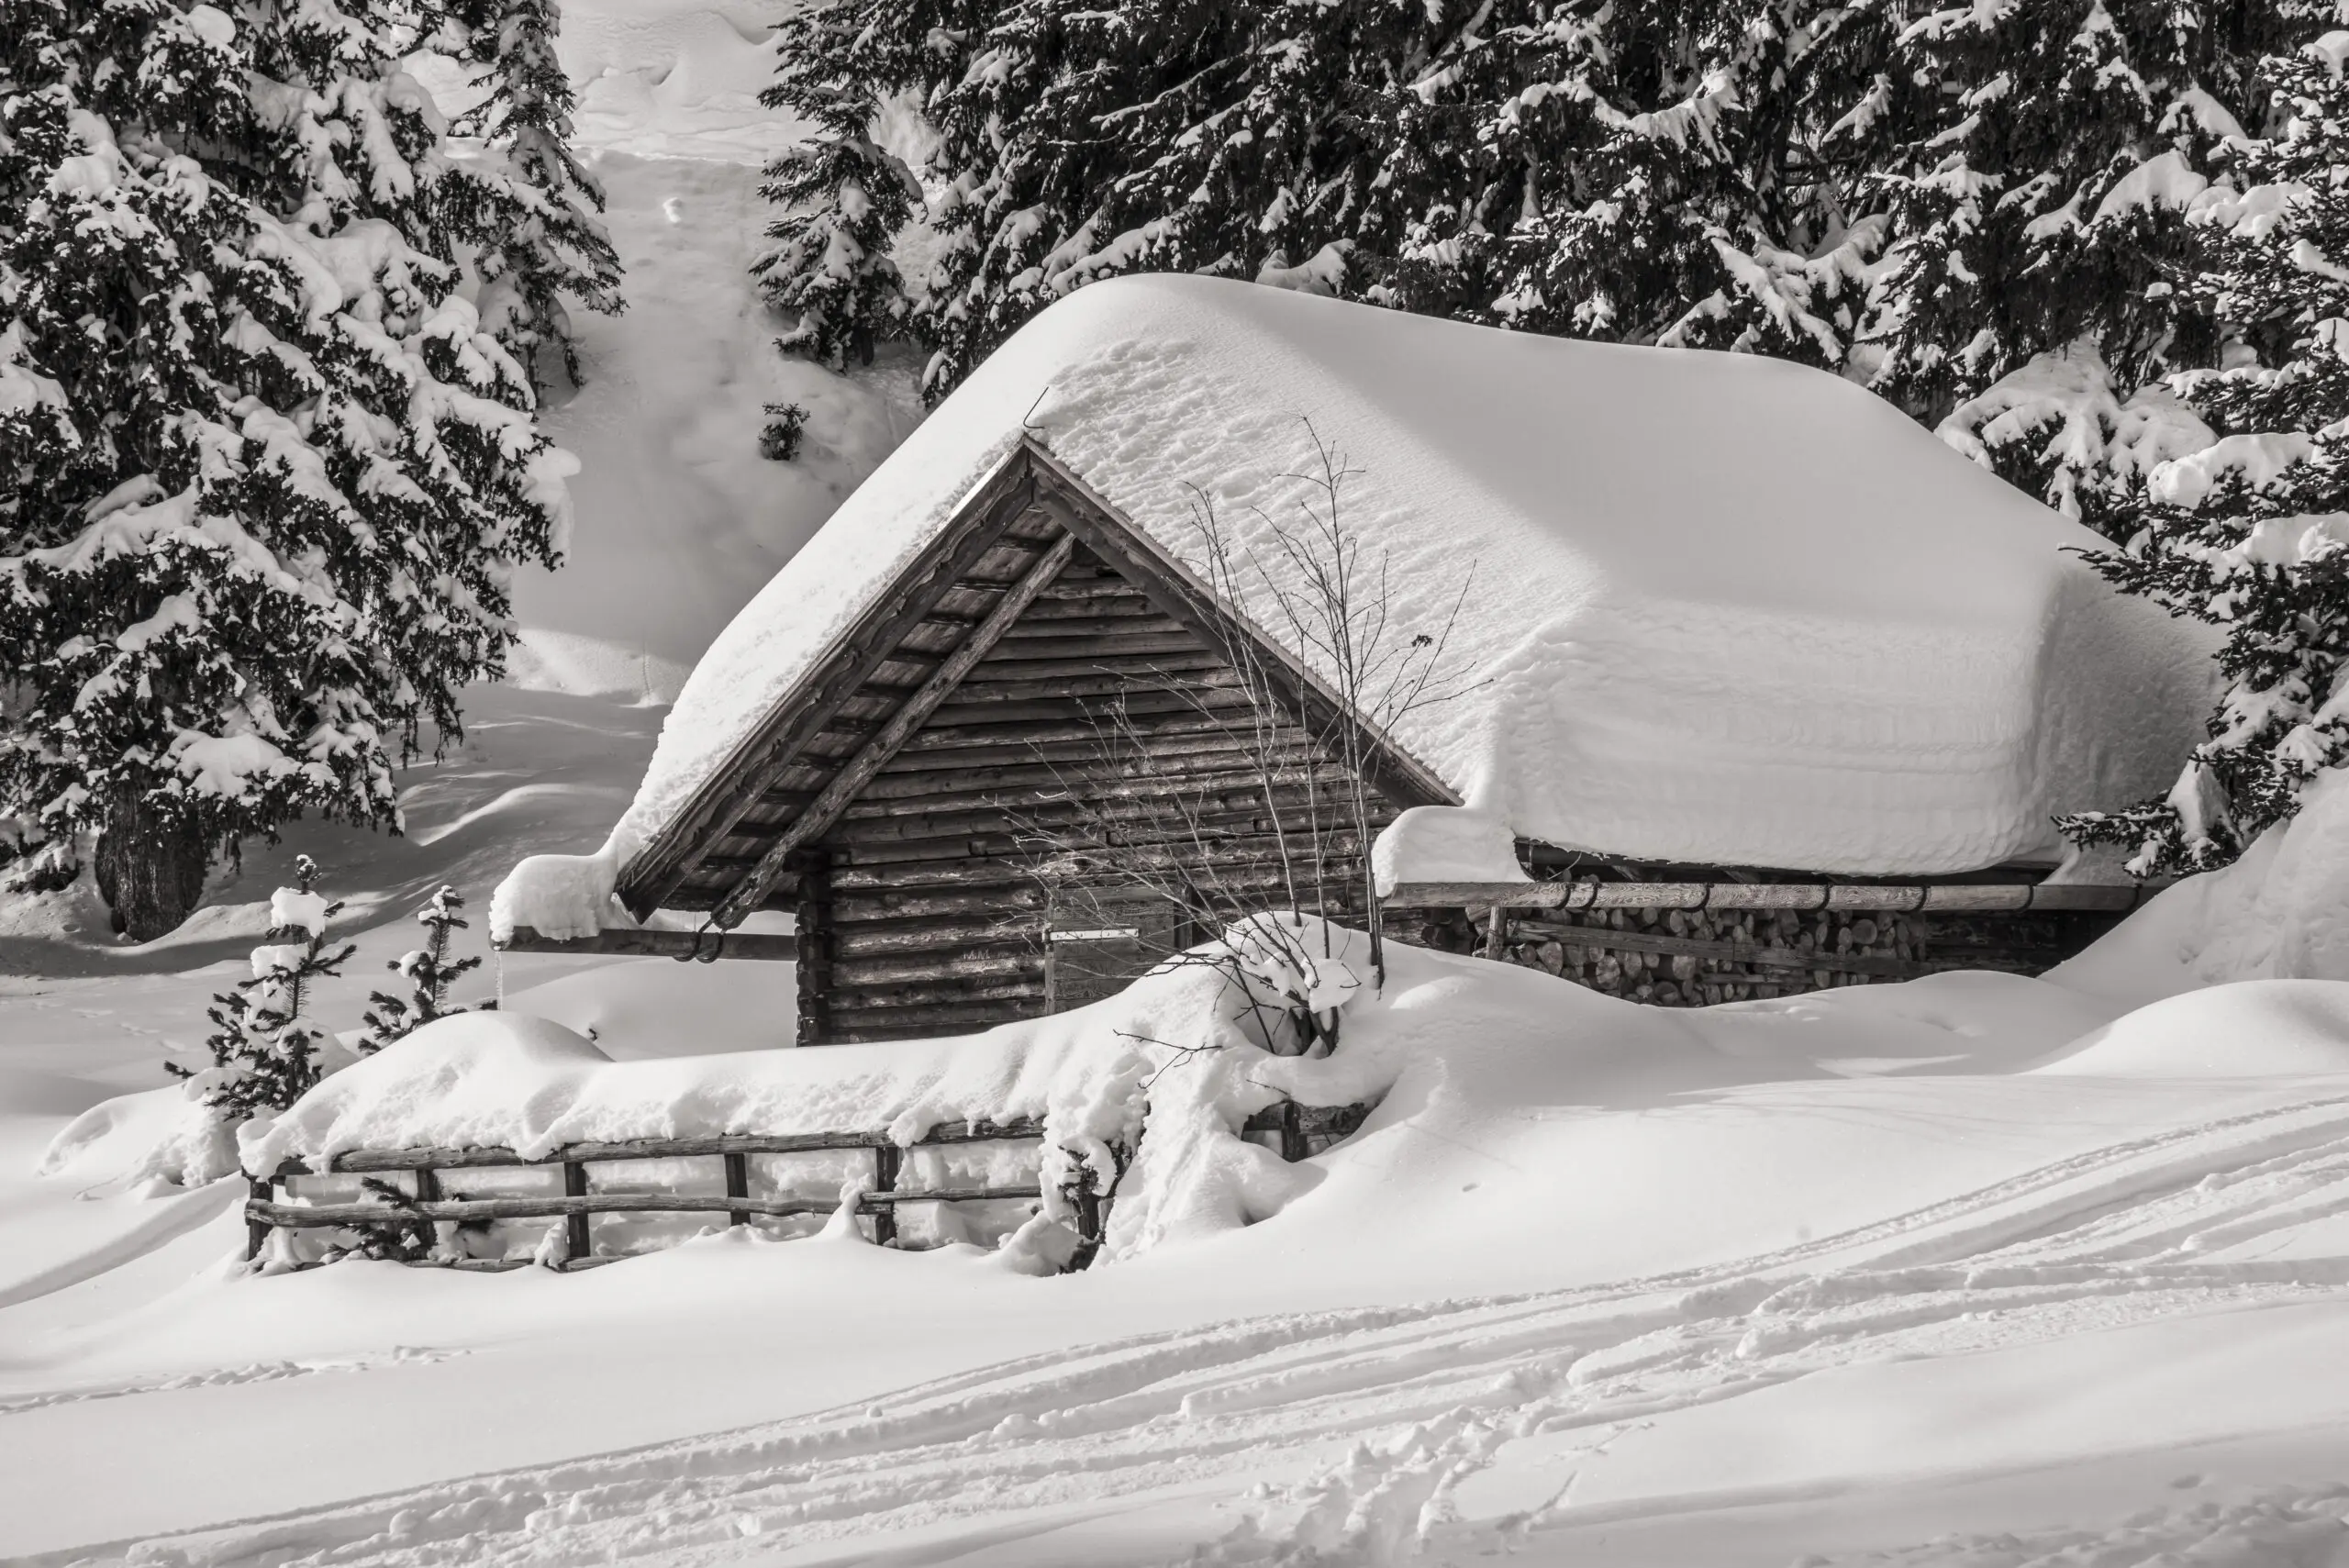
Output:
[{"xmin": 72, "ymin": 1092, "xmax": 2349, "ymax": 1567}]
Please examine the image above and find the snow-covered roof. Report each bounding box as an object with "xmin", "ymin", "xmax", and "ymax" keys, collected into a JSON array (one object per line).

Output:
[{"xmin": 562, "ymin": 276, "xmax": 2216, "ymax": 918}]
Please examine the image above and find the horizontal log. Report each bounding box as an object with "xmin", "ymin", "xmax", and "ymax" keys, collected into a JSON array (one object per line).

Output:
[
  {"xmin": 275, "ymin": 1119, "xmax": 1053, "ymax": 1175},
  {"xmin": 892, "ymin": 739, "xmax": 1323, "ymax": 778},
  {"xmin": 1033, "ymin": 574, "xmax": 1146, "ymax": 602},
  {"xmin": 821, "ymin": 998, "xmax": 1041, "ymax": 1035},
  {"xmin": 977, "ymin": 640, "xmax": 1216, "ymax": 673},
  {"xmin": 998, "ymin": 614, "xmax": 1188, "ymax": 639},
  {"xmin": 829, "ymin": 860, "xmax": 1032, "ymax": 893},
  {"xmin": 250, "ymin": 1185, "xmax": 1047, "ymax": 1229},
  {"xmin": 830, "ymin": 949, "xmax": 1047, "ymax": 986},
  {"xmin": 832, "ymin": 817, "xmax": 1367, "ymax": 869},
  {"xmin": 1384, "ymin": 879, "xmax": 2158, "ymax": 915},
  {"xmin": 1513, "ymin": 920, "xmax": 1933, "ymax": 979},
  {"xmin": 832, "ymin": 886, "xmax": 1052, "ymax": 924},
  {"xmin": 1383, "ymin": 882, "xmax": 1563, "ymax": 908},
  {"xmin": 946, "ymin": 668, "xmax": 1249, "ymax": 706},
  {"xmin": 845, "ymin": 764, "xmax": 1354, "ymax": 817},
  {"xmin": 829, "ymin": 922, "xmax": 1039, "ymax": 959},
  {"xmin": 496, "ymin": 926, "xmax": 797, "ymax": 961},
  {"xmin": 830, "ymin": 784, "xmax": 1360, "ymax": 848},
  {"xmin": 925, "ymin": 687, "xmax": 1262, "ymax": 728},
  {"xmin": 827, "ymin": 976, "xmax": 1051, "ymax": 1009}
]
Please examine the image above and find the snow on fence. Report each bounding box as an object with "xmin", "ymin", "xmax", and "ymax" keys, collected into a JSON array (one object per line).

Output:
[{"xmin": 245, "ymin": 1102, "xmax": 1371, "ymax": 1273}]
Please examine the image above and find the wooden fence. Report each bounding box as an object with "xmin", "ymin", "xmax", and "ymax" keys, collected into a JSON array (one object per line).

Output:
[{"xmin": 247, "ymin": 1101, "xmax": 1371, "ymax": 1273}]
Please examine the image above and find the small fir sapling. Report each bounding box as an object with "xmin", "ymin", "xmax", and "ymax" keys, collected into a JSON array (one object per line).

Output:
[
  {"xmin": 759, "ymin": 402, "xmax": 808, "ymax": 462},
  {"xmin": 361, "ymin": 884, "xmax": 483, "ymax": 1051},
  {"xmin": 752, "ymin": 0, "xmax": 920, "ymax": 371},
  {"xmin": 444, "ymin": 0, "xmax": 626, "ymax": 388},
  {"xmin": 173, "ymin": 856, "xmax": 357, "ymax": 1118}
]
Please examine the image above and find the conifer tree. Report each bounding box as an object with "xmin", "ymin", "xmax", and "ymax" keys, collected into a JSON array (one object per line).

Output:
[
  {"xmin": 2064, "ymin": 34, "xmax": 2349, "ymax": 873},
  {"xmin": 1376, "ymin": 0, "xmax": 1889, "ymax": 371},
  {"xmin": 174, "ymin": 856, "xmax": 356, "ymax": 1118},
  {"xmin": 753, "ymin": 0, "xmax": 926, "ymax": 370},
  {"xmin": 1860, "ymin": 0, "xmax": 2281, "ymax": 434},
  {"xmin": 0, "ymin": 0, "xmax": 576, "ymax": 940},
  {"xmin": 361, "ymin": 884, "xmax": 481, "ymax": 1049},
  {"xmin": 447, "ymin": 0, "xmax": 624, "ymax": 387}
]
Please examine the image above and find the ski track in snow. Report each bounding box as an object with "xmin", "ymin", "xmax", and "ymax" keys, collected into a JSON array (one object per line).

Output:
[
  {"xmin": 58, "ymin": 1093, "xmax": 2349, "ymax": 1568},
  {"xmin": 0, "ymin": 1346, "xmax": 463, "ymax": 1417}
]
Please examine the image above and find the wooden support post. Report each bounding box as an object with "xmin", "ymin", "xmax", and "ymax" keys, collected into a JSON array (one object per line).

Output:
[
  {"xmin": 1277, "ymin": 1100, "xmax": 1308, "ymax": 1163},
  {"xmin": 1483, "ymin": 905, "xmax": 1509, "ymax": 959},
  {"xmin": 247, "ymin": 1175, "xmax": 273, "ymax": 1262},
  {"xmin": 796, "ymin": 850, "xmax": 834, "ymax": 1047},
  {"xmin": 871, "ymin": 1143, "xmax": 902, "ymax": 1247},
  {"xmin": 723, "ymin": 1151, "xmax": 751, "ymax": 1228},
  {"xmin": 413, "ymin": 1165, "xmax": 441, "ymax": 1257},
  {"xmin": 1074, "ymin": 1176, "xmax": 1105, "ymax": 1269},
  {"xmin": 562, "ymin": 1162, "xmax": 591, "ymax": 1267}
]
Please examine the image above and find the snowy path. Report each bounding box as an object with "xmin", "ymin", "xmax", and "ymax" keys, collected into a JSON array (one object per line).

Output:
[{"xmin": 50, "ymin": 1089, "xmax": 2349, "ymax": 1568}]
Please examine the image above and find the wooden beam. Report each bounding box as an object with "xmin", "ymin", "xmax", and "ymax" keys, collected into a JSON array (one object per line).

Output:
[
  {"xmin": 277, "ymin": 1119, "xmax": 1054, "ymax": 1176},
  {"xmin": 1383, "ymin": 880, "xmax": 2160, "ymax": 914},
  {"xmin": 250, "ymin": 1186, "xmax": 1048, "ymax": 1229},
  {"xmin": 1387, "ymin": 882, "xmax": 1565, "ymax": 908},
  {"xmin": 1516, "ymin": 920, "xmax": 1936, "ymax": 980},
  {"xmin": 710, "ymin": 533, "xmax": 1080, "ymax": 929},
  {"xmin": 495, "ymin": 926, "xmax": 797, "ymax": 962}
]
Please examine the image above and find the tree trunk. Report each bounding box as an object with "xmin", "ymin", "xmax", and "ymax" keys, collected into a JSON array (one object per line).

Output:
[{"xmin": 95, "ymin": 793, "xmax": 212, "ymax": 941}]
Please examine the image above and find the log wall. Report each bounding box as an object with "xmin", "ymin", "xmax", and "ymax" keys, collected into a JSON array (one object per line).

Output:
[{"xmin": 805, "ymin": 550, "xmax": 1397, "ymax": 1043}]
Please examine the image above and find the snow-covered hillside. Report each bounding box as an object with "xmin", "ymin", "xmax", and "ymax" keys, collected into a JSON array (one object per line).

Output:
[{"xmin": 6, "ymin": 2, "xmax": 2349, "ymax": 1565}]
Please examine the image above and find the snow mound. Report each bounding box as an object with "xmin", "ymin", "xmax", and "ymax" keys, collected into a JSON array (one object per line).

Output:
[
  {"xmin": 597, "ymin": 275, "xmax": 2215, "ymax": 908},
  {"xmin": 2053, "ymin": 770, "xmax": 2349, "ymax": 1006},
  {"xmin": 239, "ymin": 1012, "xmax": 613, "ymax": 1173},
  {"xmin": 1372, "ymin": 806, "xmax": 1529, "ymax": 891},
  {"xmin": 40, "ymin": 1084, "xmax": 238, "ymax": 1191},
  {"xmin": 2033, "ymin": 980, "xmax": 2349, "ymax": 1080}
]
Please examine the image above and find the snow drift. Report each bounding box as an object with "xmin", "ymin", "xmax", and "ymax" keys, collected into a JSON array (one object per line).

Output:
[{"xmin": 2052, "ymin": 769, "xmax": 2349, "ymax": 1005}]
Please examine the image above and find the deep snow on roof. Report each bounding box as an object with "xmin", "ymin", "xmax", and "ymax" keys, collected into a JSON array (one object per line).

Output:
[{"xmin": 604, "ymin": 276, "xmax": 2215, "ymax": 884}]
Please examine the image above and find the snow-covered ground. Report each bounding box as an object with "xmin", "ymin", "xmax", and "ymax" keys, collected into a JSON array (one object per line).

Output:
[{"xmin": 7, "ymin": 4, "xmax": 2349, "ymax": 1565}]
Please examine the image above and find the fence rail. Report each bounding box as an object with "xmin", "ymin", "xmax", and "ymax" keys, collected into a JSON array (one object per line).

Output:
[{"xmin": 248, "ymin": 1102, "xmax": 1371, "ymax": 1273}]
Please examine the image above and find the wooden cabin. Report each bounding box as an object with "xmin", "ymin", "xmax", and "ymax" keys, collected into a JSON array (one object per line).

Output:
[{"xmin": 494, "ymin": 277, "xmax": 2216, "ymax": 1042}]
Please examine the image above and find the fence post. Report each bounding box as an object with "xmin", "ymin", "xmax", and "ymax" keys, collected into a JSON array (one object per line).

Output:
[
  {"xmin": 1278, "ymin": 1100, "xmax": 1308, "ymax": 1163},
  {"xmin": 413, "ymin": 1164, "xmax": 441, "ymax": 1258},
  {"xmin": 871, "ymin": 1143, "xmax": 901, "ymax": 1247},
  {"xmin": 723, "ymin": 1151, "xmax": 750, "ymax": 1229},
  {"xmin": 246, "ymin": 1173, "xmax": 273, "ymax": 1262},
  {"xmin": 562, "ymin": 1160, "xmax": 591, "ymax": 1266}
]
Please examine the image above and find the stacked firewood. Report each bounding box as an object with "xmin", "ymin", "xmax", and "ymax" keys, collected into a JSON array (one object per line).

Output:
[{"xmin": 1388, "ymin": 903, "xmax": 1937, "ymax": 1006}]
